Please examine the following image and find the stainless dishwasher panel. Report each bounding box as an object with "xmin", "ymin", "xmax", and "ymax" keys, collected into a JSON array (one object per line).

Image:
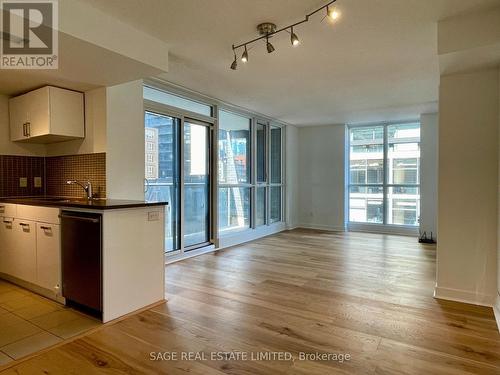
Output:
[{"xmin": 61, "ymin": 211, "xmax": 102, "ymax": 316}]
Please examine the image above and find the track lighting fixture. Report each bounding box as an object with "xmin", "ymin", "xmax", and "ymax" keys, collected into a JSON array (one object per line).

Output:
[
  {"xmin": 230, "ymin": 48, "xmax": 237, "ymax": 70},
  {"xmin": 229, "ymin": 0, "xmax": 341, "ymax": 69},
  {"xmin": 266, "ymin": 37, "xmax": 275, "ymax": 53},
  {"xmin": 290, "ymin": 27, "xmax": 300, "ymax": 46},
  {"xmin": 241, "ymin": 45, "xmax": 248, "ymax": 62}
]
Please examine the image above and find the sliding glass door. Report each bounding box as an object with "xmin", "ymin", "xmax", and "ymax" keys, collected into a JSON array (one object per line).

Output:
[
  {"xmin": 145, "ymin": 111, "xmax": 180, "ymax": 252},
  {"xmin": 145, "ymin": 111, "xmax": 213, "ymax": 254},
  {"xmin": 183, "ymin": 121, "xmax": 211, "ymax": 248}
]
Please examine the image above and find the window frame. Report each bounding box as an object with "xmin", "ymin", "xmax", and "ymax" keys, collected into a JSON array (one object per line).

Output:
[
  {"xmin": 218, "ymin": 114, "xmax": 285, "ymax": 234},
  {"xmin": 217, "ymin": 109, "xmax": 253, "ymax": 234},
  {"xmin": 143, "ymin": 79, "xmax": 287, "ymax": 253},
  {"xmin": 346, "ymin": 121, "xmax": 420, "ymax": 233},
  {"xmin": 144, "ymin": 94, "xmax": 216, "ymax": 257}
]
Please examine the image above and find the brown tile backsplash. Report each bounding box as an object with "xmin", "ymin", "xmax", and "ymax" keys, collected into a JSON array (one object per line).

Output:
[
  {"xmin": 46, "ymin": 153, "xmax": 106, "ymax": 198},
  {"xmin": 0, "ymin": 153, "xmax": 106, "ymax": 198},
  {"xmin": 0, "ymin": 155, "xmax": 45, "ymax": 197}
]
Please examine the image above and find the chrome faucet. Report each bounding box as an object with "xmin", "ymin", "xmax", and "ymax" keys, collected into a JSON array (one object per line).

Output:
[{"xmin": 66, "ymin": 180, "xmax": 93, "ymax": 200}]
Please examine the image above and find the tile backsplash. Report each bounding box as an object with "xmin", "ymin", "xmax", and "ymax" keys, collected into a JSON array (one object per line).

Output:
[
  {"xmin": 46, "ymin": 153, "xmax": 106, "ymax": 198},
  {"xmin": 0, "ymin": 153, "xmax": 106, "ymax": 198},
  {"xmin": 0, "ymin": 155, "xmax": 45, "ymax": 197}
]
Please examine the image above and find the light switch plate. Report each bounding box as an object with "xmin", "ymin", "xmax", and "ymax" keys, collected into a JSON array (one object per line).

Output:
[
  {"xmin": 19, "ymin": 177, "xmax": 28, "ymax": 188},
  {"xmin": 34, "ymin": 177, "xmax": 42, "ymax": 188},
  {"xmin": 148, "ymin": 211, "xmax": 159, "ymax": 221}
]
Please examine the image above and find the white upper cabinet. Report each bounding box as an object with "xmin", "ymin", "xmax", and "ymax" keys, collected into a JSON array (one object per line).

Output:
[{"xmin": 9, "ymin": 86, "xmax": 84, "ymax": 143}]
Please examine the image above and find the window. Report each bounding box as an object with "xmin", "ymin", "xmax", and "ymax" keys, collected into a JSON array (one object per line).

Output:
[
  {"xmin": 255, "ymin": 122, "xmax": 283, "ymax": 226},
  {"xmin": 218, "ymin": 110, "xmax": 251, "ymax": 233},
  {"xmin": 218, "ymin": 114, "xmax": 284, "ymax": 234},
  {"xmin": 348, "ymin": 123, "xmax": 420, "ymax": 227},
  {"xmin": 256, "ymin": 123, "xmax": 266, "ymax": 183},
  {"xmin": 269, "ymin": 126, "xmax": 283, "ymax": 223}
]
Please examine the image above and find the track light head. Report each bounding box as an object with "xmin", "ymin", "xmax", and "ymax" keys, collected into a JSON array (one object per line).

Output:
[
  {"xmin": 290, "ymin": 27, "xmax": 300, "ymax": 46},
  {"xmin": 327, "ymin": 6, "xmax": 340, "ymax": 21},
  {"xmin": 230, "ymin": 47, "xmax": 237, "ymax": 70},
  {"xmin": 241, "ymin": 46, "xmax": 248, "ymax": 63},
  {"xmin": 266, "ymin": 38, "xmax": 275, "ymax": 53}
]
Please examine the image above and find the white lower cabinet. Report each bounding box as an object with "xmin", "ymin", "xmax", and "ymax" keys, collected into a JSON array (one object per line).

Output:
[
  {"xmin": 0, "ymin": 218, "xmax": 15, "ymax": 275},
  {"xmin": 12, "ymin": 219, "xmax": 37, "ymax": 284},
  {"xmin": 36, "ymin": 223, "xmax": 61, "ymax": 292},
  {"xmin": 0, "ymin": 205, "xmax": 61, "ymax": 297}
]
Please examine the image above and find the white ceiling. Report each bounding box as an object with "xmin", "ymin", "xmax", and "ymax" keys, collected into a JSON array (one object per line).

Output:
[{"xmin": 82, "ymin": 0, "xmax": 500, "ymax": 126}]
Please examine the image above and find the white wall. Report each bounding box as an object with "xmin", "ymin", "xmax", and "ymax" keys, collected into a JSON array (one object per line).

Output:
[
  {"xmin": 0, "ymin": 95, "xmax": 46, "ymax": 156},
  {"xmin": 297, "ymin": 125, "xmax": 345, "ymax": 231},
  {"xmin": 105, "ymin": 80, "xmax": 145, "ymax": 200},
  {"xmin": 285, "ymin": 125, "xmax": 299, "ymax": 228},
  {"xmin": 436, "ymin": 68, "xmax": 499, "ymax": 306},
  {"xmin": 420, "ymin": 113, "xmax": 438, "ymax": 240}
]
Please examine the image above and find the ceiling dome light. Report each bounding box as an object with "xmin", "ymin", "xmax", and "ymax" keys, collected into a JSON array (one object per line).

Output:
[
  {"xmin": 290, "ymin": 27, "xmax": 300, "ymax": 46},
  {"xmin": 266, "ymin": 37, "xmax": 275, "ymax": 53},
  {"xmin": 327, "ymin": 6, "xmax": 340, "ymax": 21},
  {"xmin": 241, "ymin": 45, "xmax": 248, "ymax": 62}
]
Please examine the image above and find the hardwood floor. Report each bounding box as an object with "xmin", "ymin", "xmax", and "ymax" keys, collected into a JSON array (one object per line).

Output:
[{"xmin": 1, "ymin": 229, "xmax": 499, "ymax": 374}]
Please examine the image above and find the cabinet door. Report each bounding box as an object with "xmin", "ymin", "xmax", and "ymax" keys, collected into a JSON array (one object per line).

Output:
[
  {"xmin": 0, "ymin": 218, "xmax": 15, "ymax": 275},
  {"xmin": 36, "ymin": 223, "xmax": 61, "ymax": 292},
  {"xmin": 25, "ymin": 87, "xmax": 50, "ymax": 138},
  {"xmin": 49, "ymin": 87, "xmax": 84, "ymax": 138},
  {"xmin": 9, "ymin": 95, "xmax": 28, "ymax": 141},
  {"xmin": 12, "ymin": 219, "xmax": 37, "ymax": 283}
]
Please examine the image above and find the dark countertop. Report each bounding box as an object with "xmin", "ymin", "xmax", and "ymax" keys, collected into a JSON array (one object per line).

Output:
[{"xmin": 0, "ymin": 197, "xmax": 168, "ymax": 210}]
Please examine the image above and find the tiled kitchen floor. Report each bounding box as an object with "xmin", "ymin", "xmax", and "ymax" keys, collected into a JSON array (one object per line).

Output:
[{"xmin": 0, "ymin": 279, "xmax": 100, "ymax": 366}]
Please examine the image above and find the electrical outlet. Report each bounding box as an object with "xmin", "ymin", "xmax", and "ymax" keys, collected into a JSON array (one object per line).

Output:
[
  {"xmin": 148, "ymin": 211, "xmax": 159, "ymax": 221},
  {"xmin": 19, "ymin": 177, "xmax": 28, "ymax": 188},
  {"xmin": 34, "ymin": 177, "xmax": 42, "ymax": 188}
]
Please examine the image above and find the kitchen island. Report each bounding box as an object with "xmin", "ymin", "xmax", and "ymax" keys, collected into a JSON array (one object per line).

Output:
[{"xmin": 0, "ymin": 197, "xmax": 167, "ymax": 323}]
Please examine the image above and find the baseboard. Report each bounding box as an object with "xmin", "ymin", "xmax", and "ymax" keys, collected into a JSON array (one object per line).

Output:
[
  {"xmin": 348, "ymin": 223, "xmax": 419, "ymax": 237},
  {"xmin": 434, "ymin": 285, "xmax": 495, "ymax": 307},
  {"xmin": 297, "ymin": 223, "xmax": 346, "ymax": 232},
  {"xmin": 494, "ymin": 294, "xmax": 500, "ymax": 332},
  {"xmin": 0, "ymin": 273, "xmax": 65, "ymax": 304}
]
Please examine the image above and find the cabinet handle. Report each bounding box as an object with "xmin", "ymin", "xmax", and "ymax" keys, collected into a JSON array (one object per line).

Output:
[
  {"xmin": 26, "ymin": 122, "xmax": 31, "ymax": 137},
  {"xmin": 60, "ymin": 214, "xmax": 99, "ymax": 223},
  {"xmin": 19, "ymin": 222, "xmax": 30, "ymax": 227},
  {"xmin": 40, "ymin": 226, "xmax": 51, "ymax": 230},
  {"xmin": 3, "ymin": 219, "xmax": 12, "ymax": 224},
  {"xmin": 22, "ymin": 123, "xmax": 26, "ymax": 137},
  {"xmin": 0, "ymin": 205, "xmax": 4, "ymax": 213}
]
